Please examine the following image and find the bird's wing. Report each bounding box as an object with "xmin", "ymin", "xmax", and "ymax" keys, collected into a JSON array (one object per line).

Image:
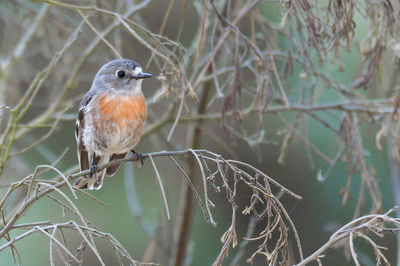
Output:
[
  {"xmin": 75, "ymin": 107, "xmax": 89, "ymax": 171},
  {"xmin": 106, "ymin": 153, "xmax": 128, "ymax": 176},
  {"xmin": 74, "ymin": 94, "xmax": 109, "ymax": 190}
]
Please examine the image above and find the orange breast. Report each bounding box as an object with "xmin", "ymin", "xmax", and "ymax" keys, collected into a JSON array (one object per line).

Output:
[{"xmin": 98, "ymin": 94, "xmax": 147, "ymax": 131}]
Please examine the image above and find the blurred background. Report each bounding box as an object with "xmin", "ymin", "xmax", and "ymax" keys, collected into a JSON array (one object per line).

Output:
[{"xmin": 0, "ymin": 0, "xmax": 399, "ymax": 265}]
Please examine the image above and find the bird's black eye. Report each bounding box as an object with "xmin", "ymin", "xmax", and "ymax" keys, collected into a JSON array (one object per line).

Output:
[{"xmin": 116, "ymin": 70, "xmax": 125, "ymax": 78}]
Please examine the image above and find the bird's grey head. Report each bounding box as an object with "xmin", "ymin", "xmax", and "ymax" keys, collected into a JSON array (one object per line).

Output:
[{"xmin": 92, "ymin": 59, "xmax": 152, "ymax": 94}]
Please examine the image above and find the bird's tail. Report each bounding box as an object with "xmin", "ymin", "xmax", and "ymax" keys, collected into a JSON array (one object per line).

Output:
[
  {"xmin": 74, "ymin": 155, "xmax": 109, "ymax": 190},
  {"xmin": 106, "ymin": 153, "xmax": 127, "ymax": 176}
]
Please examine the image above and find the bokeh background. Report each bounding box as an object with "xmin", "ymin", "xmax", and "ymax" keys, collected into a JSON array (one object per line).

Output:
[{"xmin": 0, "ymin": 0, "xmax": 399, "ymax": 265}]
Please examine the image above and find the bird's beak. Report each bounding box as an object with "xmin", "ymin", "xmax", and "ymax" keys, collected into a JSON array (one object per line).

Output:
[{"xmin": 137, "ymin": 72, "xmax": 152, "ymax": 79}]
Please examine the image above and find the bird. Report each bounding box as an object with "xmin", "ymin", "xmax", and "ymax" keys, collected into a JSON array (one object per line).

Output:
[{"xmin": 74, "ymin": 59, "xmax": 152, "ymax": 190}]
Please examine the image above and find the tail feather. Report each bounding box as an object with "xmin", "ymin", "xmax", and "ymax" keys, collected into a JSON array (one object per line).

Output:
[
  {"xmin": 106, "ymin": 153, "xmax": 127, "ymax": 176},
  {"xmin": 74, "ymin": 155, "xmax": 109, "ymax": 190}
]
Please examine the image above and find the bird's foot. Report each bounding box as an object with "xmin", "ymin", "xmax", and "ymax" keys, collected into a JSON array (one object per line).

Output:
[
  {"xmin": 89, "ymin": 164, "xmax": 100, "ymax": 177},
  {"xmin": 131, "ymin": 150, "xmax": 145, "ymax": 165}
]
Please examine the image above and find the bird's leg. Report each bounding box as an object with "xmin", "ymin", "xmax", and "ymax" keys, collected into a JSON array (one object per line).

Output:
[
  {"xmin": 89, "ymin": 154, "xmax": 100, "ymax": 177},
  {"xmin": 131, "ymin": 150, "xmax": 145, "ymax": 165}
]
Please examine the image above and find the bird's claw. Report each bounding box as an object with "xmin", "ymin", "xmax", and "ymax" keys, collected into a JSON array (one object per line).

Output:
[
  {"xmin": 131, "ymin": 150, "xmax": 145, "ymax": 165},
  {"xmin": 89, "ymin": 164, "xmax": 100, "ymax": 177}
]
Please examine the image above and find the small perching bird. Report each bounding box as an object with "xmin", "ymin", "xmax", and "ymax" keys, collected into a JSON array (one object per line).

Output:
[{"xmin": 74, "ymin": 59, "xmax": 152, "ymax": 190}]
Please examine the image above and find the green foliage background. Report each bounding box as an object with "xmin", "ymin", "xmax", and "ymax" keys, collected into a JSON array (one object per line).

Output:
[{"xmin": 0, "ymin": 0, "xmax": 398, "ymax": 265}]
